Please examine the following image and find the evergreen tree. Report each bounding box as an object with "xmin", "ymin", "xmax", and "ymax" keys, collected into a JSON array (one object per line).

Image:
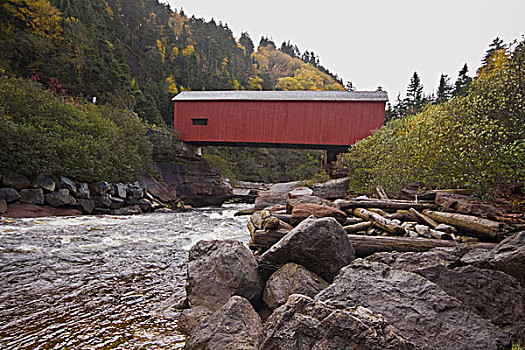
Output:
[
  {"xmin": 279, "ymin": 40, "xmax": 300, "ymax": 58},
  {"xmin": 239, "ymin": 32, "xmax": 254, "ymax": 55},
  {"xmin": 345, "ymin": 81, "xmax": 355, "ymax": 91},
  {"xmin": 435, "ymin": 74, "xmax": 453, "ymax": 104},
  {"xmin": 405, "ymin": 72, "xmax": 425, "ymax": 115},
  {"xmin": 259, "ymin": 36, "xmax": 275, "ymax": 48},
  {"xmin": 453, "ymin": 63, "xmax": 472, "ymax": 97}
]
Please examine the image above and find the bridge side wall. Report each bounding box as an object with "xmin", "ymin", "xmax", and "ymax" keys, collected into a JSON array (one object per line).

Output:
[{"xmin": 173, "ymin": 100, "xmax": 385, "ymax": 147}]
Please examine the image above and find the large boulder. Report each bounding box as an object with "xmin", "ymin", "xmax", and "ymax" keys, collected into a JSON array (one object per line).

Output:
[
  {"xmin": 311, "ymin": 177, "xmax": 349, "ymax": 199},
  {"xmin": 255, "ymin": 181, "xmax": 300, "ymax": 211},
  {"xmin": 257, "ymin": 294, "xmax": 416, "ymax": 350},
  {"xmin": 44, "ymin": 190, "xmax": 77, "ymax": 207},
  {"xmin": 287, "ymin": 186, "xmax": 313, "ymax": 199},
  {"xmin": 258, "ymin": 217, "xmax": 355, "ymax": 282},
  {"xmin": 285, "ymin": 195, "xmax": 337, "ymax": 214},
  {"xmin": 157, "ymin": 161, "xmax": 232, "ymax": 207},
  {"xmin": 75, "ymin": 183, "xmax": 91, "ymax": 199},
  {"xmin": 112, "ymin": 183, "xmax": 128, "ymax": 199},
  {"xmin": 4, "ymin": 203, "xmax": 81, "ymax": 218},
  {"xmin": 186, "ymin": 240, "xmax": 263, "ymax": 311},
  {"xmin": 89, "ymin": 181, "xmax": 111, "ymax": 196},
  {"xmin": 19, "ymin": 188, "xmax": 44, "ymax": 205},
  {"xmin": 183, "ymin": 296, "xmax": 262, "ymax": 350},
  {"xmin": 178, "ymin": 306, "xmax": 213, "ymax": 335},
  {"xmin": 461, "ymin": 231, "xmax": 525, "ymax": 287},
  {"xmin": 365, "ymin": 248, "xmax": 461, "ymax": 271},
  {"xmin": 316, "ymin": 260, "xmax": 510, "ymax": 350},
  {"xmin": 417, "ymin": 265, "xmax": 525, "ymax": 342},
  {"xmin": 32, "ymin": 175, "xmax": 55, "ymax": 192},
  {"xmin": 290, "ymin": 203, "xmax": 347, "ymax": 226},
  {"xmin": 263, "ymin": 263, "xmax": 328, "ymax": 309},
  {"xmin": 75, "ymin": 199, "xmax": 95, "ymax": 214},
  {"xmin": 0, "ymin": 198, "xmax": 7, "ymax": 213},
  {"xmin": 137, "ymin": 173, "xmax": 179, "ymax": 203},
  {"xmin": 0, "ymin": 188, "xmax": 21, "ymax": 203},
  {"xmin": 56, "ymin": 176, "xmax": 77, "ymax": 196},
  {"xmin": 2, "ymin": 174, "xmax": 30, "ymax": 190}
]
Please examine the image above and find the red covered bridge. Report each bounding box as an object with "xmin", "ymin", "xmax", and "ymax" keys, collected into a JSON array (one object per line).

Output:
[{"xmin": 172, "ymin": 91, "xmax": 387, "ymax": 151}]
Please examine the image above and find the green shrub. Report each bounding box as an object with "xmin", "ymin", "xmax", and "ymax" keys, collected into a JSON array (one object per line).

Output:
[
  {"xmin": 336, "ymin": 40, "xmax": 525, "ymax": 196},
  {"xmin": 0, "ymin": 75, "xmax": 155, "ymax": 182}
]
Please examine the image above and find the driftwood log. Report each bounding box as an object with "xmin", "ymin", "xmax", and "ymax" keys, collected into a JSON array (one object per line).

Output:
[
  {"xmin": 343, "ymin": 221, "xmax": 372, "ymax": 233},
  {"xmin": 409, "ymin": 208, "xmax": 439, "ymax": 228},
  {"xmin": 423, "ymin": 210, "xmax": 505, "ymax": 239},
  {"xmin": 347, "ymin": 235, "xmax": 496, "ymax": 258},
  {"xmin": 338, "ymin": 199, "xmax": 436, "ymax": 211},
  {"xmin": 353, "ymin": 208, "xmax": 406, "ymax": 236}
]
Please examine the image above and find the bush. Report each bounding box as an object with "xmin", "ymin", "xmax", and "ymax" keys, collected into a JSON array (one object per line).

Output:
[
  {"xmin": 0, "ymin": 75, "xmax": 155, "ymax": 182},
  {"xmin": 336, "ymin": 40, "xmax": 525, "ymax": 196}
]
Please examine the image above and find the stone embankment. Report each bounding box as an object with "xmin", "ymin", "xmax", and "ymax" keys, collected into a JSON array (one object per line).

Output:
[{"xmin": 177, "ymin": 179, "xmax": 525, "ymax": 349}]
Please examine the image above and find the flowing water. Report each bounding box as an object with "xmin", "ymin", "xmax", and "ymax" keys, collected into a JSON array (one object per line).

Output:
[{"xmin": 0, "ymin": 204, "xmax": 251, "ymax": 349}]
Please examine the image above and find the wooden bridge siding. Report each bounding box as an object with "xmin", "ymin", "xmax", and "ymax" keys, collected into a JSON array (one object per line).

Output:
[{"xmin": 174, "ymin": 100, "xmax": 385, "ymax": 146}]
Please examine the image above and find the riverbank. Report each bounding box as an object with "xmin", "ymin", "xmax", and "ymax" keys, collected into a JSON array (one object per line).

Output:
[{"xmin": 178, "ymin": 180, "xmax": 525, "ymax": 349}]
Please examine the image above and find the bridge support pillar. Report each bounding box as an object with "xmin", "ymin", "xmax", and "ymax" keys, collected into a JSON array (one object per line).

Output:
[{"xmin": 323, "ymin": 149, "xmax": 345, "ymax": 176}]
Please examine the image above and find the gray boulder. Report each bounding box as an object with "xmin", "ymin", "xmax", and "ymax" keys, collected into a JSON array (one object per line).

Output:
[
  {"xmin": 285, "ymin": 195, "xmax": 337, "ymax": 214},
  {"xmin": 94, "ymin": 194, "xmax": 112, "ymax": 208},
  {"xmin": 255, "ymin": 181, "xmax": 300, "ymax": 211},
  {"xmin": 110, "ymin": 205, "xmax": 142, "ymax": 215},
  {"xmin": 183, "ymin": 296, "xmax": 262, "ymax": 350},
  {"xmin": 257, "ymin": 294, "xmax": 416, "ymax": 350},
  {"xmin": 32, "ymin": 175, "xmax": 55, "ymax": 192},
  {"xmin": 0, "ymin": 188, "xmax": 21, "ymax": 203},
  {"xmin": 19, "ymin": 188, "xmax": 44, "ymax": 205},
  {"xmin": 417, "ymin": 265, "xmax": 525, "ymax": 342},
  {"xmin": 112, "ymin": 183, "xmax": 128, "ymax": 198},
  {"xmin": 136, "ymin": 173, "xmax": 179, "ymax": 203},
  {"xmin": 56, "ymin": 176, "xmax": 77, "ymax": 196},
  {"xmin": 316, "ymin": 259, "xmax": 510, "ymax": 350},
  {"xmin": 127, "ymin": 182, "xmax": 144, "ymax": 198},
  {"xmin": 258, "ymin": 217, "xmax": 355, "ymax": 282},
  {"xmin": 89, "ymin": 181, "xmax": 111, "ymax": 196},
  {"xmin": 365, "ymin": 248, "xmax": 461, "ymax": 271},
  {"xmin": 44, "ymin": 191, "xmax": 77, "ymax": 207},
  {"xmin": 461, "ymin": 231, "xmax": 525, "ymax": 287},
  {"xmin": 311, "ymin": 177, "xmax": 349, "ymax": 199},
  {"xmin": 186, "ymin": 240, "xmax": 263, "ymax": 311},
  {"xmin": 178, "ymin": 306, "xmax": 213, "ymax": 335},
  {"xmin": 2, "ymin": 174, "xmax": 30, "ymax": 190},
  {"xmin": 75, "ymin": 183, "xmax": 91, "ymax": 199},
  {"xmin": 287, "ymin": 186, "xmax": 314, "ymax": 199},
  {"xmin": 76, "ymin": 199, "xmax": 95, "ymax": 214},
  {"xmin": 263, "ymin": 263, "xmax": 328, "ymax": 309},
  {"xmin": 110, "ymin": 196, "xmax": 124, "ymax": 209}
]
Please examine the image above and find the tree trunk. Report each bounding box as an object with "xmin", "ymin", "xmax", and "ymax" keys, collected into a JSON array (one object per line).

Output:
[
  {"xmin": 423, "ymin": 210, "xmax": 504, "ymax": 239},
  {"xmin": 338, "ymin": 199, "xmax": 436, "ymax": 211},
  {"xmin": 352, "ymin": 208, "xmax": 406, "ymax": 236}
]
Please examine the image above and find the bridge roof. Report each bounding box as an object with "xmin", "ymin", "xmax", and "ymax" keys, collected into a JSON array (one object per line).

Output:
[{"xmin": 173, "ymin": 90, "xmax": 388, "ymax": 102}]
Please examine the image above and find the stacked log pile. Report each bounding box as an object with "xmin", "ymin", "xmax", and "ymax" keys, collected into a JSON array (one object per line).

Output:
[{"xmin": 244, "ymin": 184, "xmax": 524, "ymax": 257}]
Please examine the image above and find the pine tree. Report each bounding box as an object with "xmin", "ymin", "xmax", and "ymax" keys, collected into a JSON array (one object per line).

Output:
[
  {"xmin": 406, "ymin": 72, "xmax": 425, "ymax": 115},
  {"xmin": 435, "ymin": 74, "xmax": 453, "ymax": 104},
  {"xmin": 453, "ymin": 63, "xmax": 472, "ymax": 97},
  {"xmin": 239, "ymin": 32, "xmax": 254, "ymax": 55}
]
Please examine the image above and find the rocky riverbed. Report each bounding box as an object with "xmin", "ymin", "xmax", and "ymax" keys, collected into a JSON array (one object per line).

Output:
[{"xmin": 0, "ymin": 204, "xmax": 250, "ymax": 349}]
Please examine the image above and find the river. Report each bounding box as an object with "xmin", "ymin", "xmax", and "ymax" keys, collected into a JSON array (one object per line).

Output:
[{"xmin": 0, "ymin": 204, "xmax": 251, "ymax": 349}]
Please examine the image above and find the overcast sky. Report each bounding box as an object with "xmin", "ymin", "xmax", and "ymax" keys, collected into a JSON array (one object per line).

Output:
[{"xmin": 163, "ymin": 0, "xmax": 524, "ymax": 101}]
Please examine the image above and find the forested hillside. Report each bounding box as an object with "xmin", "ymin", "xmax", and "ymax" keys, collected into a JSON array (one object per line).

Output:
[{"xmin": 0, "ymin": 0, "xmax": 344, "ymax": 182}]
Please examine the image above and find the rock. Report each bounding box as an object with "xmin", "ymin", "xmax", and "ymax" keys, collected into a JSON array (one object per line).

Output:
[
  {"xmin": 0, "ymin": 199, "xmax": 7, "ymax": 213},
  {"xmin": 89, "ymin": 181, "xmax": 110, "ymax": 196},
  {"xmin": 157, "ymin": 161, "xmax": 232, "ymax": 207},
  {"xmin": 76, "ymin": 199, "xmax": 95, "ymax": 214},
  {"xmin": 75, "ymin": 183, "xmax": 91, "ymax": 199},
  {"xmin": 124, "ymin": 196, "xmax": 140, "ymax": 206},
  {"xmin": 285, "ymin": 195, "xmax": 337, "ymax": 214},
  {"xmin": 255, "ymin": 181, "xmax": 300, "ymax": 211},
  {"xmin": 257, "ymin": 294, "xmax": 417, "ymax": 350},
  {"xmin": 178, "ymin": 306, "xmax": 213, "ymax": 335},
  {"xmin": 112, "ymin": 183, "xmax": 128, "ymax": 199},
  {"xmin": 263, "ymin": 263, "xmax": 328, "ymax": 309},
  {"xmin": 4, "ymin": 203, "xmax": 82, "ymax": 218},
  {"xmin": 316, "ymin": 259, "xmax": 511, "ymax": 350},
  {"xmin": 93, "ymin": 207, "xmax": 111, "ymax": 215},
  {"xmin": 94, "ymin": 195, "xmax": 112, "ymax": 208},
  {"xmin": 19, "ymin": 188, "xmax": 44, "ymax": 205},
  {"xmin": 287, "ymin": 186, "xmax": 314, "ymax": 199},
  {"xmin": 183, "ymin": 296, "xmax": 262, "ymax": 350},
  {"xmin": 111, "ymin": 205, "xmax": 142, "ymax": 215},
  {"xmin": 44, "ymin": 191, "xmax": 77, "ymax": 207},
  {"xmin": 290, "ymin": 203, "xmax": 347, "ymax": 226},
  {"xmin": 311, "ymin": 177, "xmax": 349, "ymax": 199},
  {"xmin": 461, "ymin": 231, "xmax": 525, "ymax": 287},
  {"xmin": 365, "ymin": 248, "xmax": 461, "ymax": 271},
  {"xmin": 56, "ymin": 176, "xmax": 77, "ymax": 196},
  {"xmin": 231, "ymin": 188, "xmax": 258, "ymax": 204},
  {"xmin": 110, "ymin": 196, "xmax": 124, "ymax": 209},
  {"xmin": 258, "ymin": 217, "xmax": 355, "ymax": 282},
  {"xmin": 416, "ymin": 265, "xmax": 525, "ymax": 342},
  {"xmin": 127, "ymin": 182, "xmax": 144, "ymax": 198},
  {"xmin": 186, "ymin": 240, "xmax": 263, "ymax": 311},
  {"xmin": 32, "ymin": 175, "xmax": 55, "ymax": 192},
  {"xmin": 138, "ymin": 198, "xmax": 153, "ymax": 212},
  {"xmin": 1, "ymin": 174, "xmax": 30, "ymax": 190},
  {"xmin": 0, "ymin": 188, "xmax": 21, "ymax": 203},
  {"xmin": 261, "ymin": 216, "xmax": 292, "ymax": 231}
]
